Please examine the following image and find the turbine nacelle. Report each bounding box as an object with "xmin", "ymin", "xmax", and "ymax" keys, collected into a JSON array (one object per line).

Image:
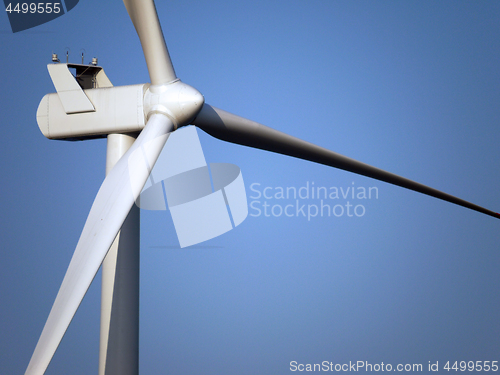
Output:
[{"xmin": 36, "ymin": 63, "xmax": 203, "ymax": 140}]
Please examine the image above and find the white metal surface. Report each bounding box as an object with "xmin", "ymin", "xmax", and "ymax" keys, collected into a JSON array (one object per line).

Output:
[
  {"xmin": 36, "ymin": 84, "xmax": 148, "ymax": 140},
  {"xmin": 99, "ymin": 134, "xmax": 139, "ymax": 375},
  {"xmin": 47, "ymin": 64, "xmax": 95, "ymax": 114},
  {"xmin": 36, "ymin": 78, "xmax": 204, "ymax": 140},
  {"xmin": 144, "ymin": 81, "xmax": 204, "ymax": 126},
  {"xmin": 95, "ymin": 69, "xmax": 113, "ymax": 89}
]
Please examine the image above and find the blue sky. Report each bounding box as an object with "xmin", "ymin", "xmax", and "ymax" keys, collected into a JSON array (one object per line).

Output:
[{"xmin": 1, "ymin": 1, "xmax": 499, "ymax": 374}]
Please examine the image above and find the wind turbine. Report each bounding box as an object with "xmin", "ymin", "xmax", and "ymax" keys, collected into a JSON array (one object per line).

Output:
[{"xmin": 24, "ymin": 0, "xmax": 499, "ymax": 374}]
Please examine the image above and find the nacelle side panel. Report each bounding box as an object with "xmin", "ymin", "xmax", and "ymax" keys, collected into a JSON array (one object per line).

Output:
[{"xmin": 37, "ymin": 84, "xmax": 148, "ymax": 140}]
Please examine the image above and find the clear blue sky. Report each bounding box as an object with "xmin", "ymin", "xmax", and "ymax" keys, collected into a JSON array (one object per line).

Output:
[{"xmin": 1, "ymin": 1, "xmax": 499, "ymax": 374}]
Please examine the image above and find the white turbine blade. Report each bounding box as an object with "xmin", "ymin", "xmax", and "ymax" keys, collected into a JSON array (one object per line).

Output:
[
  {"xmin": 123, "ymin": 0, "xmax": 176, "ymax": 85},
  {"xmin": 193, "ymin": 104, "xmax": 500, "ymax": 220},
  {"xmin": 25, "ymin": 113, "xmax": 174, "ymax": 375}
]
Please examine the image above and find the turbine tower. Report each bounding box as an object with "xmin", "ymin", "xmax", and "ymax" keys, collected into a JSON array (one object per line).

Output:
[{"xmin": 25, "ymin": 0, "xmax": 499, "ymax": 374}]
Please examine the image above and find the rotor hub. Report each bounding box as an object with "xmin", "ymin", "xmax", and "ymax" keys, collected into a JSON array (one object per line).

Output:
[{"xmin": 144, "ymin": 80, "xmax": 204, "ymax": 128}]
